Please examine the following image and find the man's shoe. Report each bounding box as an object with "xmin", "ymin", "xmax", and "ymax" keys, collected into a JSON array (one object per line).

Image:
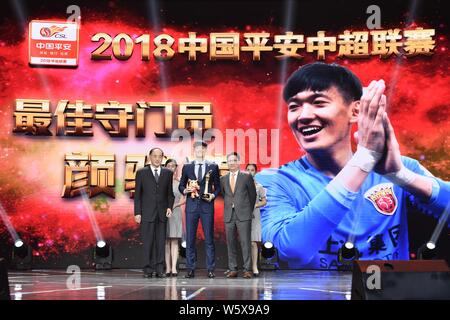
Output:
[
  {"xmin": 155, "ymin": 272, "xmax": 166, "ymax": 278},
  {"xmin": 226, "ymin": 271, "xmax": 238, "ymax": 278},
  {"xmin": 143, "ymin": 272, "xmax": 153, "ymax": 278},
  {"xmin": 185, "ymin": 270, "xmax": 195, "ymax": 278},
  {"xmin": 208, "ymin": 271, "xmax": 215, "ymax": 278},
  {"xmin": 243, "ymin": 271, "xmax": 253, "ymax": 279}
]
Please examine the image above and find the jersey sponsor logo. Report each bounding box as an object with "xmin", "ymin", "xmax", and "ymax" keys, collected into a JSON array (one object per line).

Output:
[{"xmin": 364, "ymin": 183, "xmax": 398, "ymax": 215}]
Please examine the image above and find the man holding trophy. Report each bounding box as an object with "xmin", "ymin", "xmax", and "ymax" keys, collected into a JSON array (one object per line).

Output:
[{"xmin": 179, "ymin": 140, "xmax": 221, "ymax": 278}]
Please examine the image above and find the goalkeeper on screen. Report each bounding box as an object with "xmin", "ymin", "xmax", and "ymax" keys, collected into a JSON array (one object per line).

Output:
[{"xmin": 256, "ymin": 62, "xmax": 449, "ymax": 270}]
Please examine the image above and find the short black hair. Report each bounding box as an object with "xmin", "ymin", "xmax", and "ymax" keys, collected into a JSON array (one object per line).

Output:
[
  {"xmin": 246, "ymin": 163, "xmax": 257, "ymax": 171},
  {"xmin": 149, "ymin": 147, "xmax": 164, "ymax": 156},
  {"xmin": 193, "ymin": 140, "xmax": 208, "ymax": 148},
  {"xmin": 282, "ymin": 62, "xmax": 362, "ymax": 104},
  {"xmin": 165, "ymin": 158, "xmax": 177, "ymax": 166},
  {"xmin": 227, "ymin": 152, "xmax": 240, "ymax": 161}
]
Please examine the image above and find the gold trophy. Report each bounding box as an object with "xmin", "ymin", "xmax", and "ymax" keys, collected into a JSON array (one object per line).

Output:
[
  {"xmin": 201, "ymin": 170, "xmax": 213, "ymax": 201},
  {"xmin": 187, "ymin": 179, "xmax": 200, "ymax": 198}
]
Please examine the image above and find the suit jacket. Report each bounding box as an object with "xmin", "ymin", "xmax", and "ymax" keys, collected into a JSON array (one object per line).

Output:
[
  {"xmin": 220, "ymin": 171, "xmax": 257, "ymax": 223},
  {"xmin": 179, "ymin": 161, "xmax": 221, "ymax": 214},
  {"xmin": 134, "ymin": 166, "xmax": 175, "ymax": 222}
]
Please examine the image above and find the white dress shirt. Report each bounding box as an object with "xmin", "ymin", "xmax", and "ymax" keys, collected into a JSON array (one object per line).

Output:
[
  {"xmin": 150, "ymin": 165, "xmax": 161, "ymax": 179},
  {"xmin": 194, "ymin": 160, "xmax": 206, "ymax": 180}
]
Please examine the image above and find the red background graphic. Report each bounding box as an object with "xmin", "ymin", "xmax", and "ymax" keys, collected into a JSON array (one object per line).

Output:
[{"xmin": 0, "ymin": 0, "xmax": 448, "ymax": 268}]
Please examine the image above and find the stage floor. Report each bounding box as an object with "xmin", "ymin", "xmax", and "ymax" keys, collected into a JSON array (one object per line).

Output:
[{"xmin": 7, "ymin": 269, "xmax": 353, "ymax": 300}]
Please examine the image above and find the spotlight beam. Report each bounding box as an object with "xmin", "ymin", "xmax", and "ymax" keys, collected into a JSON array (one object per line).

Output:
[
  {"xmin": 0, "ymin": 202, "xmax": 20, "ymax": 243},
  {"xmin": 276, "ymin": 0, "xmax": 296, "ymax": 131},
  {"xmin": 345, "ymin": 196, "xmax": 364, "ymax": 251},
  {"xmin": 386, "ymin": 0, "xmax": 420, "ymax": 111},
  {"xmin": 80, "ymin": 190, "xmax": 104, "ymax": 243},
  {"xmin": 147, "ymin": 0, "xmax": 170, "ymax": 100},
  {"xmin": 418, "ymin": 201, "xmax": 450, "ymax": 260},
  {"xmin": 429, "ymin": 201, "xmax": 450, "ymax": 245}
]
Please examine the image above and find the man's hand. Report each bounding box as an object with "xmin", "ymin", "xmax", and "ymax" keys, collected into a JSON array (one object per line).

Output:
[
  {"xmin": 342, "ymin": 80, "xmax": 387, "ymax": 191},
  {"xmin": 374, "ymin": 113, "xmax": 432, "ymax": 200},
  {"xmin": 135, "ymin": 214, "xmax": 141, "ymax": 224},
  {"xmin": 203, "ymin": 193, "xmax": 215, "ymax": 202},
  {"xmin": 184, "ymin": 186, "xmax": 195, "ymax": 194},
  {"xmin": 357, "ymin": 80, "xmax": 387, "ymax": 154},
  {"xmin": 374, "ymin": 113, "xmax": 403, "ymax": 175},
  {"xmin": 166, "ymin": 208, "xmax": 172, "ymax": 218}
]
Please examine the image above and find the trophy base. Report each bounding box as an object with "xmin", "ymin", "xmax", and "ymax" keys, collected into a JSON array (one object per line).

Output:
[{"xmin": 201, "ymin": 193, "xmax": 212, "ymax": 201}]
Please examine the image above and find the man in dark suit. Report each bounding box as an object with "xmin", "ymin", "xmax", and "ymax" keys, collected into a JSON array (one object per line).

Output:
[
  {"xmin": 179, "ymin": 141, "xmax": 221, "ymax": 278},
  {"xmin": 134, "ymin": 147, "xmax": 175, "ymax": 278},
  {"xmin": 221, "ymin": 152, "xmax": 257, "ymax": 279}
]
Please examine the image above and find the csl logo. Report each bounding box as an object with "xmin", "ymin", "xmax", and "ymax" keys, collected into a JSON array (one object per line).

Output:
[{"xmin": 39, "ymin": 25, "xmax": 67, "ymax": 38}]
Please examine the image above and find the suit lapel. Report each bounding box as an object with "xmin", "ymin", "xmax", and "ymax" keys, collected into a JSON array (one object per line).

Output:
[
  {"xmin": 160, "ymin": 167, "xmax": 169, "ymax": 182},
  {"xmin": 189, "ymin": 162, "xmax": 196, "ymax": 179},
  {"xmin": 192, "ymin": 161, "xmax": 200, "ymax": 181},
  {"xmin": 201, "ymin": 161, "xmax": 210, "ymax": 183},
  {"xmin": 225, "ymin": 172, "xmax": 232, "ymax": 195},
  {"xmin": 159, "ymin": 167, "xmax": 165, "ymax": 181},
  {"xmin": 204, "ymin": 162, "xmax": 209, "ymax": 180},
  {"xmin": 234, "ymin": 171, "xmax": 242, "ymax": 194},
  {"xmin": 198, "ymin": 162, "xmax": 203, "ymax": 183}
]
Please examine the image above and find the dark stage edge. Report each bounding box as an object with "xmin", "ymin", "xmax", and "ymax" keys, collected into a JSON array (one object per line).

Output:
[{"xmin": 6, "ymin": 269, "xmax": 352, "ymax": 300}]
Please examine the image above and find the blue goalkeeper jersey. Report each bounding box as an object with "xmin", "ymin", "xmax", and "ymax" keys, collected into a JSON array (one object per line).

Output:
[{"xmin": 256, "ymin": 156, "xmax": 449, "ymax": 270}]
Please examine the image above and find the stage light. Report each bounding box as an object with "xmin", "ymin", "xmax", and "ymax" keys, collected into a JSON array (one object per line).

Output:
[
  {"xmin": 93, "ymin": 240, "xmax": 113, "ymax": 270},
  {"xmin": 426, "ymin": 242, "xmax": 436, "ymax": 250},
  {"xmin": 416, "ymin": 202, "xmax": 449, "ymax": 261},
  {"xmin": 261, "ymin": 241, "xmax": 276, "ymax": 259},
  {"xmin": 178, "ymin": 240, "xmax": 187, "ymax": 270},
  {"xmin": 11, "ymin": 239, "xmax": 32, "ymax": 270},
  {"xmin": 14, "ymin": 240, "xmax": 24, "ymax": 248},
  {"xmin": 179, "ymin": 241, "xmax": 187, "ymax": 258},
  {"xmin": 263, "ymin": 241, "xmax": 274, "ymax": 250},
  {"xmin": 338, "ymin": 242, "xmax": 360, "ymax": 270},
  {"xmin": 97, "ymin": 240, "xmax": 106, "ymax": 249},
  {"xmin": 341, "ymin": 242, "xmax": 358, "ymax": 260},
  {"xmin": 260, "ymin": 241, "xmax": 279, "ymax": 270},
  {"xmin": 344, "ymin": 242, "xmax": 354, "ymax": 250},
  {"xmin": 417, "ymin": 241, "xmax": 437, "ymax": 260}
]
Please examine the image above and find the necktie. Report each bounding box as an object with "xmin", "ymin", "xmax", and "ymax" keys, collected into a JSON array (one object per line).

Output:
[
  {"xmin": 154, "ymin": 169, "xmax": 159, "ymax": 183},
  {"xmin": 197, "ymin": 163, "xmax": 203, "ymax": 181},
  {"xmin": 230, "ymin": 173, "xmax": 236, "ymax": 193}
]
